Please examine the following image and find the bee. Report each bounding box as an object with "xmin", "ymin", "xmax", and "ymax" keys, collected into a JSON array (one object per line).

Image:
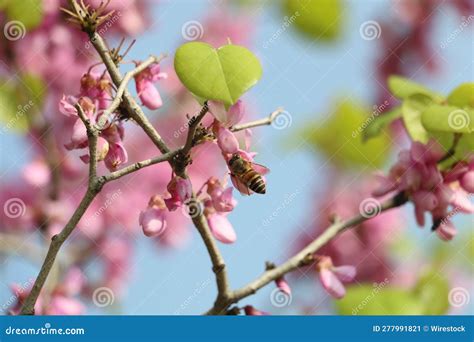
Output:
[{"xmin": 228, "ymin": 153, "xmax": 269, "ymax": 195}]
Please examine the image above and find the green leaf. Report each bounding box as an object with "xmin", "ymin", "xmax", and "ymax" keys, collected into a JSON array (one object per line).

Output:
[
  {"xmin": 337, "ymin": 285, "xmax": 423, "ymax": 315},
  {"xmin": 402, "ymin": 93, "xmax": 433, "ymax": 143},
  {"xmin": 388, "ymin": 75, "xmax": 443, "ymax": 102},
  {"xmin": 454, "ymin": 133, "xmax": 474, "ymax": 162},
  {"xmin": 0, "ymin": 80, "xmax": 28, "ymax": 133},
  {"xmin": 362, "ymin": 106, "xmax": 401, "ymax": 141},
  {"xmin": 447, "ymin": 83, "xmax": 474, "ymax": 108},
  {"xmin": 421, "ymin": 104, "xmax": 473, "ymax": 134},
  {"xmin": 174, "ymin": 42, "xmax": 262, "ymax": 107},
  {"xmin": 283, "ymin": 0, "xmax": 343, "ymax": 42},
  {"xmin": 412, "ymin": 271, "xmax": 449, "ymax": 315},
  {"xmin": 6, "ymin": 0, "xmax": 43, "ymax": 30},
  {"xmin": 303, "ymin": 99, "xmax": 391, "ymax": 169}
]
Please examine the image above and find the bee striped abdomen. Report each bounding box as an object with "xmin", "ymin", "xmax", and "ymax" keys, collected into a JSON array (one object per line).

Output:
[{"xmin": 243, "ymin": 170, "xmax": 266, "ymax": 194}]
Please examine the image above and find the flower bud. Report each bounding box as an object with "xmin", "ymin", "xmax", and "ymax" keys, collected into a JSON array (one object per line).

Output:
[{"xmin": 139, "ymin": 195, "xmax": 167, "ymax": 237}]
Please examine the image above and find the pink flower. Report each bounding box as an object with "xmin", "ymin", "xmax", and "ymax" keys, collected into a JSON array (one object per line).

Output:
[
  {"xmin": 461, "ymin": 170, "xmax": 474, "ymax": 193},
  {"xmin": 215, "ymin": 125, "xmax": 239, "ymax": 154},
  {"xmin": 80, "ymin": 72, "xmax": 112, "ymax": 110},
  {"xmin": 164, "ymin": 176, "xmax": 192, "ymax": 211},
  {"xmin": 21, "ymin": 159, "xmax": 51, "ymax": 187},
  {"xmin": 139, "ymin": 195, "xmax": 167, "ymax": 237},
  {"xmin": 134, "ymin": 63, "xmax": 167, "ymax": 110},
  {"xmin": 59, "ymin": 95, "xmax": 78, "ymax": 116},
  {"xmin": 316, "ymin": 256, "xmax": 356, "ymax": 299},
  {"xmin": 373, "ymin": 140, "xmax": 473, "ymax": 241},
  {"xmin": 244, "ymin": 305, "xmax": 269, "ymax": 316},
  {"xmin": 275, "ymin": 277, "xmax": 291, "ymax": 296},
  {"xmin": 206, "ymin": 177, "xmax": 237, "ymax": 212},
  {"xmin": 206, "ymin": 211, "xmax": 236, "ymax": 244},
  {"xmin": 104, "ymin": 142, "xmax": 128, "ymax": 171},
  {"xmin": 208, "ymin": 100, "xmax": 244, "ymax": 127},
  {"xmin": 435, "ymin": 220, "xmax": 457, "ymax": 241}
]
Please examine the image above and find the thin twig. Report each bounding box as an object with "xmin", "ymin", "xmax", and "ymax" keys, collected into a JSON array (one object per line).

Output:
[
  {"xmin": 231, "ymin": 108, "xmax": 284, "ymax": 132},
  {"xmin": 88, "ymin": 31, "xmax": 170, "ymax": 155},
  {"xmin": 181, "ymin": 102, "xmax": 209, "ymax": 155},
  {"xmin": 96, "ymin": 54, "xmax": 167, "ymax": 130},
  {"xmin": 102, "ymin": 149, "xmax": 179, "ymax": 183},
  {"xmin": 204, "ymin": 192, "xmax": 408, "ymax": 315}
]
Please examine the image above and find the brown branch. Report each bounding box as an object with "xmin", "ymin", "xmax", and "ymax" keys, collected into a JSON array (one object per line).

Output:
[
  {"xmin": 231, "ymin": 108, "xmax": 284, "ymax": 132},
  {"xmin": 189, "ymin": 196, "xmax": 231, "ymax": 303},
  {"xmin": 101, "ymin": 149, "xmax": 179, "ymax": 183},
  {"xmin": 96, "ymin": 54, "xmax": 167, "ymax": 130},
  {"xmin": 88, "ymin": 31, "xmax": 170, "ymax": 155},
  {"xmin": 204, "ymin": 192, "xmax": 408, "ymax": 315},
  {"xmin": 181, "ymin": 102, "xmax": 209, "ymax": 155}
]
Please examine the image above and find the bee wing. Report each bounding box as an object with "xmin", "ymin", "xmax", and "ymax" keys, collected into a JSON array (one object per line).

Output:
[
  {"xmin": 251, "ymin": 162, "xmax": 270, "ymax": 175},
  {"xmin": 230, "ymin": 174, "xmax": 252, "ymax": 196}
]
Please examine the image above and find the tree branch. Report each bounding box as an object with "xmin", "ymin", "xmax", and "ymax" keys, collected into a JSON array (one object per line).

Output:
[
  {"xmin": 204, "ymin": 192, "xmax": 408, "ymax": 315},
  {"xmin": 231, "ymin": 108, "xmax": 284, "ymax": 132},
  {"xmin": 101, "ymin": 149, "xmax": 179, "ymax": 183},
  {"xmin": 96, "ymin": 54, "xmax": 167, "ymax": 130},
  {"xmin": 88, "ymin": 31, "xmax": 170, "ymax": 154}
]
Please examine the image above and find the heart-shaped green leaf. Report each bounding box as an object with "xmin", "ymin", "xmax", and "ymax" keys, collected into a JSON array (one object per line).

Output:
[{"xmin": 174, "ymin": 42, "xmax": 262, "ymax": 107}]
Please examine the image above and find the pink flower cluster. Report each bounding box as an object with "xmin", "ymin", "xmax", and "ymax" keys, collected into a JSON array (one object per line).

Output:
[
  {"xmin": 59, "ymin": 62, "xmax": 167, "ymax": 171},
  {"xmin": 374, "ymin": 140, "xmax": 473, "ymax": 241}
]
